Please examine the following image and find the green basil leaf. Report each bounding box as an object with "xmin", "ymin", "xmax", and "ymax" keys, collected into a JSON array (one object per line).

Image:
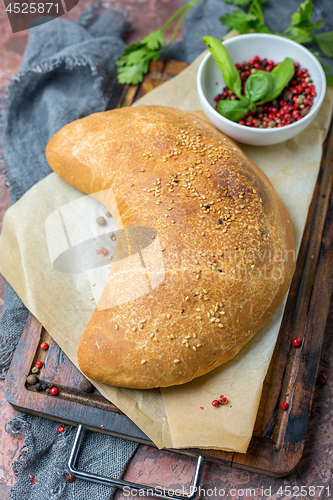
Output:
[
  {"xmin": 245, "ymin": 70, "xmax": 274, "ymax": 102},
  {"xmin": 314, "ymin": 31, "xmax": 333, "ymax": 58},
  {"xmin": 217, "ymin": 98, "xmax": 251, "ymax": 122},
  {"xmin": 203, "ymin": 36, "xmax": 242, "ymax": 99},
  {"xmin": 258, "ymin": 57, "xmax": 294, "ymax": 104}
]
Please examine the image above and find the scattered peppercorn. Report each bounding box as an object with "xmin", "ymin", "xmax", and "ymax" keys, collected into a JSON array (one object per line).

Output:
[
  {"xmin": 29, "ymin": 474, "xmax": 34, "ymax": 480},
  {"xmin": 105, "ymin": 211, "xmax": 111, "ymax": 217},
  {"xmin": 40, "ymin": 342, "xmax": 49, "ymax": 351},
  {"xmin": 31, "ymin": 367, "xmax": 39, "ymax": 374},
  {"xmin": 293, "ymin": 338, "xmax": 302, "ymax": 347},
  {"xmin": 35, "ymin": 360, "xmax": 43, "ymax": 369},
  {"xmin": 57, "ymin": 425, "xmax": 65, "ymax": 434},
  {"xmin": 26, "ymin": 374, "xmax": 38, "ymax": 385},
  {"xmin": 96, "ymin": 216, "xmax": 106, "ymax": 226},
  {"xmin": 50, "ymin": 387, "xmax": 59, "ymax": 396},
  {"xmin": 215, "ymin": 58, "xmax": 315, "ymax": 129},
  {"xmin": 96, "ymin": 247, "xmax": 108, "ymax": 255},
  {"xmin": 212, "ymin": 395, "xmax": 229, "ymax": 407},
  {"xmin": 281, "ymin": 402, "xmax": 289, "ymax": 410},
  {"xmin": 79, "ymin": 379, "xmax": 94, "ymax": 393},
  {"xmin": 66, "ymin": 474, "xmax": 76, "ymax": 483},
  {"xmin": 34, "ymin": 383, "xmax": 42, "ymax": 391}
]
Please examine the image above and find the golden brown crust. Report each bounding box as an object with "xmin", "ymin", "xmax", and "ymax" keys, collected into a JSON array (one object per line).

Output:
[{"xmin": 46, "ymin": 105, "xmax": 295, "ymax": 389}]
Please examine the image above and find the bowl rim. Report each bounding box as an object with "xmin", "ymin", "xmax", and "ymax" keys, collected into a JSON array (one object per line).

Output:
[{"xmin": 196, "ymin": 33, "xmax": 327, "ymax": 134}]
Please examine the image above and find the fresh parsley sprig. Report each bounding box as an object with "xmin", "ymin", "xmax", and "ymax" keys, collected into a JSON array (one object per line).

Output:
[
  {"xmin": 221, "ymin": 0, "xmax": 333, "ymax": 85},
  {"xmin": 203, "ymin": 36, "xmax": 294, "ymax": 122},
  {"xmin": 116, "ymin": 0, "xmax": 200, "ymax": 85},
  {"xmin": 221, "ymin": 0, "xmax": 271, "ymax": 35}
]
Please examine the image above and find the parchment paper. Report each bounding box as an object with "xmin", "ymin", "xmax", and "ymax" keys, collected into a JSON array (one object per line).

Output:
[{"xmin": 0, "ymin": 52, "xmax": 332, "ymax": 453}]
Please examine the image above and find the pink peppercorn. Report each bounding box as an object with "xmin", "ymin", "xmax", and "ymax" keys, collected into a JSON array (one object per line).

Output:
[{"xmin": 212, "ymin": 400, "xmax": 220, "ymax": 407}]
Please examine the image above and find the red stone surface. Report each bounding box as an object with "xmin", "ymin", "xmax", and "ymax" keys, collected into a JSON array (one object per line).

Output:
[{"xmin": 0, "ymin": 1, "xmax": 333, "ymax": 499}]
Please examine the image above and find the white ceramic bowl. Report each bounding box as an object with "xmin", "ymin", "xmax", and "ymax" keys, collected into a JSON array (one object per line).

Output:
[{"xmin": 197, "ymin": 33, "xmax": 326, "ymax": 146}]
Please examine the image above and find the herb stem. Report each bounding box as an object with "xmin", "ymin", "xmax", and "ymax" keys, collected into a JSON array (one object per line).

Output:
[{"xmin": 160, "ymin": 0, "xmax": 200, "ymax": 35}]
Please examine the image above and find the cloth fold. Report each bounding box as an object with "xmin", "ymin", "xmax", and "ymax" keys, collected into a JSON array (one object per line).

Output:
[
  {"xmin": 0, "ymin": 5, "xmax": 139, "ymax": 500},
  {"xmin": 6, "ymin": 414, "xmax": 138, "ymax": 500}
]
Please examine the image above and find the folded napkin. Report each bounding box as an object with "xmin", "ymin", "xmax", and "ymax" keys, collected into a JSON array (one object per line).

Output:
[{"xmin": 1, "ymin": 5, "xmax": 140, "ymax": 500}]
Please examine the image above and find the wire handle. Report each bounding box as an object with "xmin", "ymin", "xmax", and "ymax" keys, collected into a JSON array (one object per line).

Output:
[{"xmin": 68, "ymin": 425, "xmax": 205, "ymax": 499}]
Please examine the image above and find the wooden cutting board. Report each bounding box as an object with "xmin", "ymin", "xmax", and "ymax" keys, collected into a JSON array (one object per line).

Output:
[{"xmin": 5, "ymin": 59, "xmax": 333, "ymax": 477}]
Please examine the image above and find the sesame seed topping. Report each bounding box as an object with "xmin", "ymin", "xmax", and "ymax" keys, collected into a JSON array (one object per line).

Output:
[
  {"xmin": 89, "ymin": 297, "xmax": 94, "ymax": 301},
  {"xmin": 185, "ymin": 296, "xmax": 190, "ymax": 301},
  {"xmin": 132, "ymin": 327, "xmax": 137, "ymax": 332},
  {"xmin": 141, "ymin": 360, "xmax": 147, "ymax": 365},
  {"xmin": 115, "ymin": 324, "xmax": 119, "ymax": 330},
  {"xmin": 174, "ymin": 359, "xmax": 180, "ymax": 364}
]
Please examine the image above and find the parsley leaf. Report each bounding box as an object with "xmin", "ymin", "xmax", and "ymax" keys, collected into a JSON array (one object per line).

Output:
[
  {"xmin": 116, "ymin": 0, "xmax": 200, "ymax": 85},
  {"xmin": 223, "ymin": 0, "xmax": 267, "ymax": 5},
  {"xmin": 117, "ymin": 60, "xmax": 150, "ymax": 85},
  {"xmin": 283, "ymin": 0, "xmax": 323, "ymax": 43},
  {"xmin": 221, "ymin": 0, "xmax": 271, "ymax": 34},
  {"xmin": 326, "ymin": 75, "xmax": 333, "ymax": 86},
  {"xmin": 314, "ymin": 31, "xmax": 333, "ymax": 58},
  {"xmin": 220, "ymin": 10, "xmax": 258, "ymax": 33},
  {"xmin": 143, "ymin": 30, "xmax": 166, "ymax": 51}
]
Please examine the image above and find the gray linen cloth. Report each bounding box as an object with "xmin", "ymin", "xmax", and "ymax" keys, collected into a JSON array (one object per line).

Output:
[{"xmin": 1, "ymin": 1, "xmax": 332, "ymax": 499}]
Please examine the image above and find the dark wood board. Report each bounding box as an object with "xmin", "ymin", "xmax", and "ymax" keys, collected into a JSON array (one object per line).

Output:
[{"xmin": 5, "ymin": 59, "xmax": 333, "ymax": 477}]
